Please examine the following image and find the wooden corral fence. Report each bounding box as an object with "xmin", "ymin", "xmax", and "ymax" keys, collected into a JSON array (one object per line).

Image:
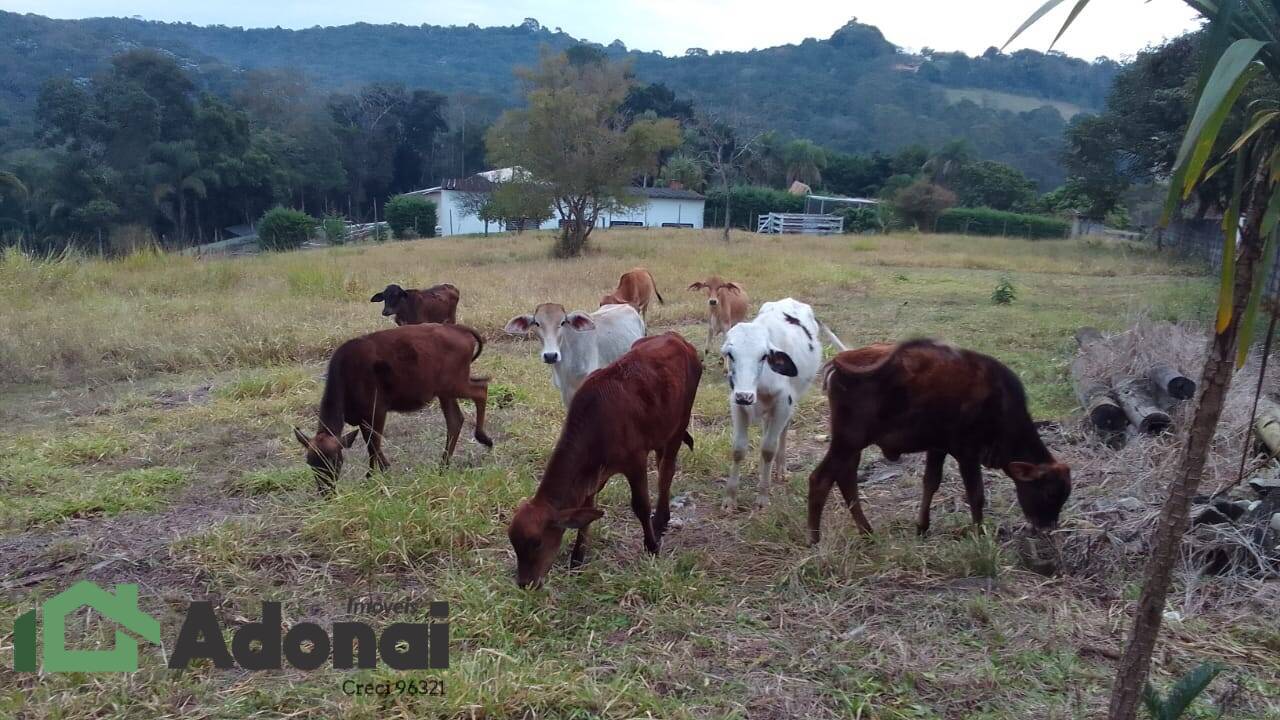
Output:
[{"xmin": 757, "ymin": 213, "xmax": 844, "ymax": 235}]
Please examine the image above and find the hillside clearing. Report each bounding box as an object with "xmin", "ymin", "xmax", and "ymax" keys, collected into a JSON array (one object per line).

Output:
[
  {"xmin": 943, "ymin": 87, "xmax": 1089, "ymax": 120},
  {"xmin": 4, "ymin": 229, "xmax": 1276, "ymax": 719}
]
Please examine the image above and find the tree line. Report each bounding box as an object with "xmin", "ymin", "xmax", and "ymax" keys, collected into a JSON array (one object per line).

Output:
[
  {"xmin": 0, "ymin": 43, "xmax": 1066, "ymax": 255},
  {"xmin": 0, "ymin": 12, "xmax": 1121, "ymax": 193},
  {"xmin": 1059, "ymin": 29, "xmax": 1280, "ymax": 225},
  {"xmin": 0, "ymin": 50, "xmax": 486, "ymax": 252}
]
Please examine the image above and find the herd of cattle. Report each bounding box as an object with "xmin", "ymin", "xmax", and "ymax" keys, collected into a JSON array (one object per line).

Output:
[{"xmin": 291, "ymin": 268, "xmax": 1073, "ymax": 588}]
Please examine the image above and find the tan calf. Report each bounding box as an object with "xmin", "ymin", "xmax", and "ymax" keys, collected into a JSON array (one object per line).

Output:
[
  {"xmin": 687, "ymin": 276, "xmax": 749, "ymax": 355},
  {"xmin": 600, "ymin": 267, "xmax": 664, "ymax": 320}
]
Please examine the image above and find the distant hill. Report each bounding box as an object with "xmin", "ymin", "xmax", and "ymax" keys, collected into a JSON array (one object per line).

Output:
[{"xmin": 0, "ymin": 13, "xmax": 1119, "ymax": 187}]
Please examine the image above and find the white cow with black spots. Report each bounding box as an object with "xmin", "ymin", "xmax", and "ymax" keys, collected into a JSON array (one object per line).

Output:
[{"xmin": 720, "ymin": 298, "xmax": 837, "ymax": 510}]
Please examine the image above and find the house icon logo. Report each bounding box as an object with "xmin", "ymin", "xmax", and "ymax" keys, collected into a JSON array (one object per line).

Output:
[{"xmin": 13, "ymin": 581, "xmax": 160, "ymax": 673}]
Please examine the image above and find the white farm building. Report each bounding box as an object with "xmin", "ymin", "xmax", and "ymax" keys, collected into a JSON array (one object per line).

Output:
[{"xmin": 403, "ymin": 168, "xmax": 705, "ymax": 237}]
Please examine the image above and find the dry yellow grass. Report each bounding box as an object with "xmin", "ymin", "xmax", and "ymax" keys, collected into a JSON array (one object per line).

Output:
[{"xmin": 0, "ymin": 230, "xmax": 1200, "ymax": 393}]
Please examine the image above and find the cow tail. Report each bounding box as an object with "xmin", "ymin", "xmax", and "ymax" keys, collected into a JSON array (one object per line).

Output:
[
  {"xmin": 649, "ymin": 270, "xmax": 665, "ymax": 305},
  {"xmin": 820, "ymin": 322, "xmax": 848, "ymax": 352},
  {"xmin": 460, "ymin": 324, "xmax": 484, "ymax": 361},
  {"xmin": 683, "ymin": 431, "xmax": 695, "ymax": 450},
  {"xmin": 825, "ymin": 338, "xmax": 934, "ymax": 390}
]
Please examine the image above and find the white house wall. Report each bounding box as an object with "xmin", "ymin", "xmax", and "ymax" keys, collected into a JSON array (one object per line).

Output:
[
  {"xmin": 602, "ymin": 198, "xmax": 704, "ymax": 229},
  {"xmin": 424, "ymin": 190, "xmax": 704, "ymax": 237}
]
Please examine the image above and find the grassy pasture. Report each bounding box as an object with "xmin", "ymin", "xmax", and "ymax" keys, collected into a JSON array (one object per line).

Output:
[
  {"xmin": 942, "ymin": 87, "xmax": 1090, "ymax": 120},
  {"xmin": 2, "ymin": 229, "xmax": 1275, "ymax": 719}
]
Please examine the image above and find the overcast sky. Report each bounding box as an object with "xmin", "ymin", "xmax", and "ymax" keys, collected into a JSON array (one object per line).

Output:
[{"xmin": 0, "ymin": 0, "xmax": 1202, "ymax": 61}]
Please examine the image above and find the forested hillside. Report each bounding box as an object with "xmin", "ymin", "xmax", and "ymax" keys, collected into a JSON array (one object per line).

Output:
[{"xmin": 0, "ymin": 13, "xmax": 1118, "ymax": 187}]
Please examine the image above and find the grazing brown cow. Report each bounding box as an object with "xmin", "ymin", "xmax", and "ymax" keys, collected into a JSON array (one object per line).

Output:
[
  {"xmin": 508, "ymin": 332, "xmax": 702, "ymax": 588},
  {"xmin": 370, "ymin": 283, "xmax": 460, "ymax": 325},
  {"xmin": 807, "ymin": 339, "xmax": 1071, "ymax": 544},
  {"xmin": 293, "ymin": 323, "xmax": 493, "ymax": 495},
  {"xmin": 687, "ymin": 276, "xmax": 749, "ymax": 356},
  {"xmin": 599, "ymin": 267, "xmax": 664, "ymax": 320}
]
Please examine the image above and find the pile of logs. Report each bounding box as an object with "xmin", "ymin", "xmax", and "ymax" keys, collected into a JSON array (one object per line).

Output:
[{"xmin": 1071, "ymin": 327, "xmax": 1195, "ymax": 438}]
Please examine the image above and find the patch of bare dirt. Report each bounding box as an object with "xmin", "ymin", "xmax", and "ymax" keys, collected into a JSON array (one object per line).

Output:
[{"xmin": 0, "ymin": 481, "xmax": 257, "ymax": 598}]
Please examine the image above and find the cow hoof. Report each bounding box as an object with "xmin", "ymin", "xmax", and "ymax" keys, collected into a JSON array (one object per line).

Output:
[
  {"xmin": 721, "ymin": 496, "xmax": 737, "ymax": 512},
  {"xmin": 753, "ymin": 495, "xmax": 770, "ymax": 510}
]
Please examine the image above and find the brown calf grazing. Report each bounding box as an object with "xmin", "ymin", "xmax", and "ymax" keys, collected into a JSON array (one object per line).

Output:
[
  {"xmin": 293, "ymin": 323, "xmax": 493, "ymax": 495},
  {"xmin": 508, "ymin": 332, "xmax": 702, "ymax": 588},
  {"xmin": 370, "ymin": 283, "xmax": 460, "ymax": 325},
  {"xmin": 687, "ymin": 276, "xmax": 749, "ymax": 356},
  {"xmin": 807, "ymin": 339, "xmax": 1071, "ymax": 544},
  {"xmin": 600, "ymin": 267, "xmax": 664, "ymax": 320}
]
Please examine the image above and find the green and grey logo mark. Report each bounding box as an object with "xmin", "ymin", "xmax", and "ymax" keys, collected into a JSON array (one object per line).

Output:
[{"xmin": 14, "ymin": 581, "xmax": 161, "ymax": 673}]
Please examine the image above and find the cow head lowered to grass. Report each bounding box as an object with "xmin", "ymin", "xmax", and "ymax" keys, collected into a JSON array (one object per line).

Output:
[
  {"xmin": 292, "ymin": 322, "xmax": 492, "ymax": 496},
  {"xmin": 293, "ymin": 426, "xmax": 359, "ymax": 492},
  {"xmin": 508, "ymin": 332, "xmax": 702, "ymax": 589},
  {"xmin": 807, "ymin": 338, "xmax": 1071, "ymax": 543}
]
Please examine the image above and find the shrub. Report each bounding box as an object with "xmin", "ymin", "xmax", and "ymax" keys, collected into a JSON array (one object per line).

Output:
[
  {"xmin": 321, "ymin": 213, "xmax": 348, "ymax": 245},
  {"xmin": 385, "ymin": 195, "xmax": 438, "ymax": 239},
  {"xmin": 892, "ymin": 180, "xmax": 956, "ymax": 232},
  {"xmin": 837, "ymin": 206, "xmax": 883, "ymax": 233},
  {"xmin": 936, "ymin": 207, "xmax": 1069, "ymax": 240},
  {"xmin": 703, "ymin": 186, "xmax": 804, "ymax": 229},
  {"xmin": 257, "ymin": 207, "xmax": 317, "ymax": 251},
  {"xmin": 991, "ymin": 274, "xmax": 1016, "ymax": 305}
]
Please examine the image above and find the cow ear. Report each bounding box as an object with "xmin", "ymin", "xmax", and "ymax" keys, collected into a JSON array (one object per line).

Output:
[
  {"xmin": 767, "ymin": 349, "xmax": 799, "ymax": 377},
  {"xmin": 1007, "ymin": 461, "xmax": 1041, "ymax": 484},
  {"xmin": 553, "ymin": 506, "xmax": 604, "ymax": 530},
  {"xmin": 723, "ymin": 282, "xmax": 742, "ymax": 292},
  {"xmin": 341, "ymin": 429, "xmax": 360, "ymax": 448},
  {"xmin": 504, "ymin": 315, "xmax": 535, "ymax": 334},
  {"xmin": 566, "ymin": 312, "xmax": 596, "ymax": 331},
  {"xmin": 292, "ymin": 427, "xmax": 312, "ymax": 448},
  {"xmin": 370, "ymin": 293, "xmax": 385, "ymax": 303},
  {"xmin": 687, "ymin": 281, "xmax": 705, "ymax": 291}
]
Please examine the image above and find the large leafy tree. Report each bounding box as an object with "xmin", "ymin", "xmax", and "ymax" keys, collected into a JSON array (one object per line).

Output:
[
  {"xmin": 953, "ymin": 160, "xmax": 1037, "ymax": 211},
  {"xmin": 487, "ymin": 52, "xmax": 681, "ymax": 256},
  {"xmin": 1060, "ymin": 31, "xmax": 1261, "ymax": 218},
  {"xmin": 1060, "ymin": 115, "xmax": 1131, "ymax": 217},
  {"xmin": 1011, "ymin": 2, "xmax": 1280, "ymax": 718}
]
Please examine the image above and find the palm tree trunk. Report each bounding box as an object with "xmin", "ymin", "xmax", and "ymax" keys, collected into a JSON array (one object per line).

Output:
[{"xmin": 1107, "ymin": 173, "xmax": 1269, "ymax": 719}]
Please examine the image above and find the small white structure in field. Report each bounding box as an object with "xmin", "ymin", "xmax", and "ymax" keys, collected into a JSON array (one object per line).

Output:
[{"xmin": 402, "ymin": 168, "xmax": 705, "ymax": 237}]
